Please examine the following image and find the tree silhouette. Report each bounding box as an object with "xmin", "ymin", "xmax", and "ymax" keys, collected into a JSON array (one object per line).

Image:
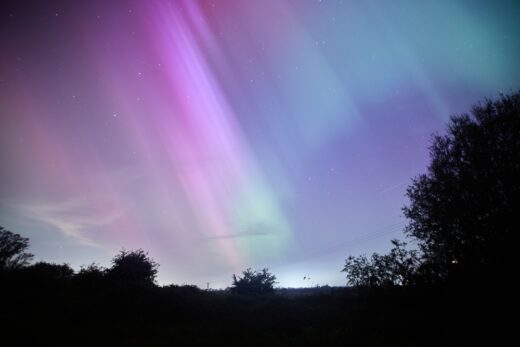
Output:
[
  {"xmin": 106, "ymin": 249, "xmax": 159, "ymax": 285},
  {"xmin": 0, "ymin": 226, "xmax": 33, "ymax": 271},
  {"xmin": 231, "ymin": 268, "xmax": 277, "ymax": 294},
  {"xmin": 403, "ymin": 91, "xmax": 520, "ymax": 283}
]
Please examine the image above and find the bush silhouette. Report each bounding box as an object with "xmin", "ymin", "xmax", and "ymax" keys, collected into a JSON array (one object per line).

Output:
[
  {"xmin": 23, "ymin": 261, "xmax": 74, "ymax": 284},
  {"xmin": 342, "ymin": 239, "xmax": 420, "ymax": 287},
  {"xmin": 106, "ymin": 249, "xmax": 159, "ymax": 285},
  {"xmin": 74, "ymin": 263, "xmax": 106, "ymax": 288},
  {"xmin": 231, "ymin": 268, "xmax": 277, "ymax": 294},
  {"xmin": 0, "ymin": 226, "xmax": 33, "ymax": 271}
]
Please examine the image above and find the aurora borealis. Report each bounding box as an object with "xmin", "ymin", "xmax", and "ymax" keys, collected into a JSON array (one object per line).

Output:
[{"xmin": 1, "ymin": 0, "xmax": 519, "ymax": 288}]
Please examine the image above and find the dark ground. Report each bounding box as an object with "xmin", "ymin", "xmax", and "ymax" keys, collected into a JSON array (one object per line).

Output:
[{"xmin": 0, "ymin": 276, "xmax": 510, "ymax": 346}]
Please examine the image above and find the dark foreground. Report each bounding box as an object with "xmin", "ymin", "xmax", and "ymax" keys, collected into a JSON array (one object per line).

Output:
[{"xmin": 0, "ymin": 278, "xmax": 510, "ymax": 346}]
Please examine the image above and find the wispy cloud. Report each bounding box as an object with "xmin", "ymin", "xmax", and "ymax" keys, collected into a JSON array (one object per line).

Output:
[
  {"xmin": 203, "ymin": 223, "xmax": 275, "ymax": 241},
  {"xmin": 204, "ymin": 231, "xmax": 271, "ymax": 241},
  {"xmin": 4, "ymin": 195, "xmax": 124, "ymax": 247}
]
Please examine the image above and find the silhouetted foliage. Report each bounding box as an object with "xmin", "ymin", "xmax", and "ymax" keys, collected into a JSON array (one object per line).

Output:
[
  {"xmin": 73, "ymin": 262, "xmax": 106, "ymax": 287},
  {"xmin": 0, "ymin": 226, "xmax": 33, "ymax": 271},
  {"xmin": 231, "ymin": 268, "xmax": 277, "ymax": 294},
  {"xmin": 342, "ymin": 239, "xmax": 420, "ymax": 287},
  {"xmin": 162, "ymin": 284, "xmax": 201, "ymax": 295},
  {"xmin": 403, "ymin": 91, "xmax": 520, "ymax": 283},
  {"xmin": 106, "ymin": 249, "xmax": 159, "ymax": 285},
  {"xmin": 0, "ymin": 228, "xmax": 501, "ymax": 345},
  {"xmin": 23, "ymin": 261, "xmax": 74, "ymax": 282},
  {"xmin": 342, "ymin": 92, "xmax": 520, "ymax": 288}
]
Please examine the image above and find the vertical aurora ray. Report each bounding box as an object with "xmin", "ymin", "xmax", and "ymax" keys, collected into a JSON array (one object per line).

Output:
[{"xmin": 145, "ymin": 0, "xmax": 293, "ymax": 267}]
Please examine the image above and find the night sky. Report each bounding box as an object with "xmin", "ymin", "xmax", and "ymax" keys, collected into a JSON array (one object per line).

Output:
[{"xmin": 1, "ymin": 0, "xmax": 519, "ymax": 288}]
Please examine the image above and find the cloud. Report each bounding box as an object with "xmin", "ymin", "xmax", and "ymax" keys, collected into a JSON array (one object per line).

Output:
[
  {"xmin": 3, "ymin": 195, "xmax": 124, "ymax": 247},
  {"xmin": 203, "ymin": 223, "xmax": 275, "ymax": 241}
]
